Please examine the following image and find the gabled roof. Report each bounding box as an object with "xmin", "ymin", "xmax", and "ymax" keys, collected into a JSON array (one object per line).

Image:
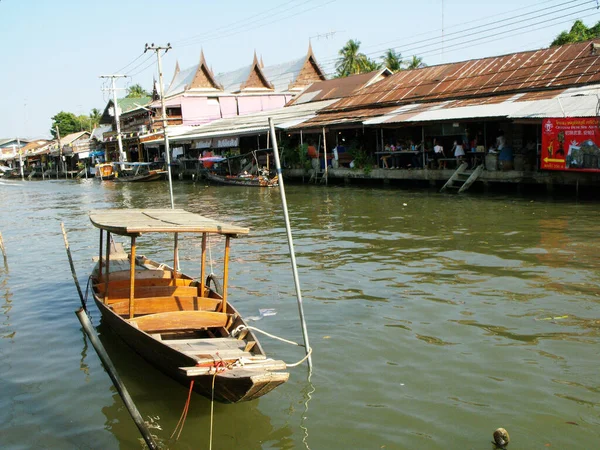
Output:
[
  {"xmin": 165, "ymin": 45, "xmax": 326, "ymax": 97},
  {"xmin": 0, "ymin": 138, "xmax": 29, "ymax": 148},
  {"xmin": 20, "ymin": 140, "xmax": 50, "ymax": 153},
  {"xmin": 60, "ymin": 131, "xmax": 90, "ymax": 145},
  {"xmin": 100, "ymin": 97, "xmax": 152, "ymax": 124},
  {"xmin": 188, "ymin": 50, "xmax": 223, "ymax": 91},
  {"xmin": 325, "ymin": 39, "xmax": 600, "ymax": 113},
  {"xmin": 289, "ymin": 68, "xmax": 391, "ymax": 106}
]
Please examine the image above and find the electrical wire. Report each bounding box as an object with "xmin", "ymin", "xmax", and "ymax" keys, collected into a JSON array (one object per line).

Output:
[
  {"xmin": 173, "ymin": 0, "xmax": 300, "ymax": 46},
  {"xmin": 177, "ymin": 0, "xmax": 336, "ymax": 49}
]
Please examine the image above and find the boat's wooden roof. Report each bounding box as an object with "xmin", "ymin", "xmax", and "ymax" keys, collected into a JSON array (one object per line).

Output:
[{"xmin": 89, "ymin": 209, "xmax": 250, "ymax": 236}]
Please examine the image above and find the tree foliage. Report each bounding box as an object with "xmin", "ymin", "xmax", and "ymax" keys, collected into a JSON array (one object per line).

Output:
[
  {"xmin": 335, "ymin": 39, "xmax": 380, "ymax": 77},
  {"xmin": 50, "ymin": 111, "xmax": 82, "ymax": 138},
  {"xmin": 50, "ymin": 108, "xmax": 102, "ymax": 137},
  {"xmin": 551, "ymin": 19, "xmax": 600, "ymax": 46},
  {"xmin": 406, "ymin": 55, "xmax": 427, "ymax": 70},
  {"xmin": 382, "ymin": 49, "xmax": 403, "ymax": 72},
  {"xmin": 126, "ymin": 83, "xmax": 150, "ymax": 98}
]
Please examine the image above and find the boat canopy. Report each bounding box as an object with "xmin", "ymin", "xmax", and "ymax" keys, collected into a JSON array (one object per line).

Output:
[{"xmin": 89, "ymin": 209, "xmax": 250, "ymax": 237}]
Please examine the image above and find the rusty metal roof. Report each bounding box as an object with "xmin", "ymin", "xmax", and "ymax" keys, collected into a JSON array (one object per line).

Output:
[
  {"xmin": 325, "ymin": 40, "xmax": 600, "ymax": 113},
  {"xmin": 288, "ymin": 69, "xmax": 390, "ymax": 105},
  {"xmin": 289, "ymin": 106, "xmax": 398, "ymax": 129}
]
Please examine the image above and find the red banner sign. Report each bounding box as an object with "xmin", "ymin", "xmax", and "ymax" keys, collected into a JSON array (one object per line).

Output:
[{"xmin": 541, "ymin": 117, "xmax": 600, "ymax": 171}]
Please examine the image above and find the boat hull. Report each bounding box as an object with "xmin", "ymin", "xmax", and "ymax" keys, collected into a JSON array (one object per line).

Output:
[{"xmin": 206, "ymin": 172, "xmax": 278, "ymax": 187}]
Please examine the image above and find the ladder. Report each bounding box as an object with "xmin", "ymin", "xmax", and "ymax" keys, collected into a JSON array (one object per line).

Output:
[{"xmin": 440, "ymin": 163, "xmax": 484, "ymax": 193}]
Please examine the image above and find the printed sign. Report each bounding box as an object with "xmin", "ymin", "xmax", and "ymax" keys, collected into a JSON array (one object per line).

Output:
[
  {"xmin": 214, "ymin": 137, "xmax": 239, "ymax": 148},
  {"xmin": 541, "ymin": 117, "xmax": 600, "ymax": 171}
]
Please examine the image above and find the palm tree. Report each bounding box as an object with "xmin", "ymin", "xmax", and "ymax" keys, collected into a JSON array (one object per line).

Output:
[
  {"xmin": 406, "ymin": 55, "xmax": 426, "ymax": 70},
  {"xmin": 126, "ymin": 83, "xmax": 149, "ymax": 98},
  {"xmin": 89, "ymin": 108, "xmax": 102, "ymax": 129},
  {"xmin": 382, "ymin": 49, "xmax": 403, "ymax": 72},
  {"xmin": 335, "ymin": 39, "xmax": 375, "ymax": 78}
]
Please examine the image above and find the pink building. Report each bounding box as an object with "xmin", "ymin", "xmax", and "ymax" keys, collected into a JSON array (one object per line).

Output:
[{"xmin": 154, "ymin": 44, "xmax": 326, "ymax": 127}]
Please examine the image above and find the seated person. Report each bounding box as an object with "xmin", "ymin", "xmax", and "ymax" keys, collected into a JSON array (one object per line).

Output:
[{"xmin": 381, "ymin": 143, "xmax": 393, "ymax": 168}]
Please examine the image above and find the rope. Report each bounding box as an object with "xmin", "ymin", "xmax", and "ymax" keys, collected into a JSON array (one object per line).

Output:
[
  {"xmin": 232, "ymin": 325, "xmax": 313, "ymax": 368},
  {"xmin": 171, "ymin": 379, "xmax": 195, "ymax": 441}
]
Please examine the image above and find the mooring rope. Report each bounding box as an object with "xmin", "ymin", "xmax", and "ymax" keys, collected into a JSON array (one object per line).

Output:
[{"xmin": 232, "ymin": 325, "xmax": 313, "ymax": 368}]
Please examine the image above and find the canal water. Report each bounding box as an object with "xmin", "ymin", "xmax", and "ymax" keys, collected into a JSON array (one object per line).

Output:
[{"xmin": 0, "ymin": 178, "xmax": 599, "ymax": 449}]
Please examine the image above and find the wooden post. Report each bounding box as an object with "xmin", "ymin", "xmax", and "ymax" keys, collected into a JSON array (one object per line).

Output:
[
  {"xmin": 99, "ymin": 229, "xmax": 103, "ymax": 271},
  {"xmin": 200, "ymin": 233, "xmax": 207, "ymax": 297},
  {"xmin": 104, "ymin": 231, "xmax": 111, "ymax": 304},
  {"xmin": 422, "ymin": 126, "xmax": 426, "ymax": 168},
  {"xmin": 173, "ymin": 232, "xmax": 179, "ymax": 278},
  {"xmin": 0, "ymin": 230, "xmax": 6, "ymax": 261},
  {"xmin": 129, "ymin": 236, "xmax": 136, "ymax": 319},
  {"xmin": 221, "ymin": 235, "xmax": 230, "ymax": 313},
  {"xmin": 322, "ymin": 127, "xmax": 328, "ymax": 185}
]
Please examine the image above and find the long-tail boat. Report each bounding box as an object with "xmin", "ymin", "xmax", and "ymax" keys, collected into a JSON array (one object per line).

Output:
[{"xmin": 89, "ymin": 208, "xmax": 289, "ymax": 403}]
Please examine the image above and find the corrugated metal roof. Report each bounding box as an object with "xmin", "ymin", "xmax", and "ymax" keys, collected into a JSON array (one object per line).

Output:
[
  {"xmin": 288, "ymin": 69, "xmax": 388, "ymax": 105},
  {"xmin": 326, "ymin": 40, "xmax": 600, "ymax": 113},
  {"xmin": 509, "ymin": 85, "xmax": 600, "ymax": 119},
  {"xmin": 169, "ymin": 99, "xmax": 337, "ymax": 141},
  {"xmin": 290, "ymin": 106, "xmax": 399, "ymax": 129}
]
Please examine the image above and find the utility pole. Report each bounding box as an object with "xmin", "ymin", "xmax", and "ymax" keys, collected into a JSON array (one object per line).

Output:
[
  {"xmin": 145, "ymin": 43, "xmax": 174, "ymax": 209},
  {"xmin": 16, "ymin": 137, "xmax": 24, "ymax": 181},
  {"xmin": 100, "ymin": 74, "xmax": 128, "ymax": 171}
]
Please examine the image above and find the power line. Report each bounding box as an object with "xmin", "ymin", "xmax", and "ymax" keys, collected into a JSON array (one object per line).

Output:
[
  {"xmin": 173, "ymin": 0, "xmax": 300, "ymax": 46},
  {"xmin": 177, "ymin": 0, "xmax": 336, "ymax": 49}
]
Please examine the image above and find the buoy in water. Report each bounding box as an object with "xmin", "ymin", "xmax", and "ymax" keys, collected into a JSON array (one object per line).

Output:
[{"xmin": 493, "ymin": 428, "xmax": 510, "ymax": 448}]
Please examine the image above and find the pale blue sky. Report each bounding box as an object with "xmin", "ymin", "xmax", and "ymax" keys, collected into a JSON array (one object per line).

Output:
[{"xmin": 1, "ymin": 0, "xmax": 599, "ymax": 139}]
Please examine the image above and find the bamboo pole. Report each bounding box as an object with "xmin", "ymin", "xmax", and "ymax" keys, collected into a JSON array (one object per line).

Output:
[
  {"xmin": 322, "ymin": 127, "xmax": 328, "ymax": 185},
  {"xmin": 129, "ymin": 236, "xmax": 136, "ymax": 319},
  {"xmin": 200, "ymin": 233, "xmax": 207, "ymax": 296},
  {"xmin": 61, "ymin": 223, "xmax": 85, "ymax": 309},
  {"xmin": 268, "ymin": 117, "xmax": 312, "ymax": 369},
  {"xmin": 221, "ymin": 235, "xmax": 230, "ymax": 313},
  {"xmin": 75, "ymin": 308, "xmax": 159, "ymax": 450},
  {"xmin": 104, "ymin": 232, "xmax": 111, "ymax": 304},
  {"xmin": 0, "ymin": 230, "xmax": 6, "ymax": 261}
]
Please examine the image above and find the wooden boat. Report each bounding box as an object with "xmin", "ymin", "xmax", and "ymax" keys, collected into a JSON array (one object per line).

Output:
[
  {"xmin": 95, "ymin": 163, "xmax": 116, "ymax": 180},
  {"xmin": 115, "ymin": 162, "xmax": 167, "ymax": 182},
  {"xmin": 206, "ymin": 171, "xmax": 278, "ymax": 187},
  {"xmin": 89, "ymin": 208, "xmax": 289, "ymax": 403}
]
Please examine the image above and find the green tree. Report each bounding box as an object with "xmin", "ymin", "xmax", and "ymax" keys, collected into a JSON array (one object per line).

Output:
[
  {"xmin": 50, "ymin": 111, "xmax": 82, "ymax": 138},
  {"xmin": 335, "ymin": 39, "xmax": 377, "ymax": 77},
  {"xmin": 126, "ymin": 83, "xmax": 150, "ymax": 98},
  {"xmin": 551, "ymin": 19, "xmax": 600, "ymax": 46},
  {"xmin": 382, "ymin": 49, "xmax": 403, "ymax": 72},
  {"xmin": 406, "ymin": 55, "xmax": 426, "ymax": 70},
  {"xmin": 89, "ymin": 108, "xmax": 102, "ymax": 129}
]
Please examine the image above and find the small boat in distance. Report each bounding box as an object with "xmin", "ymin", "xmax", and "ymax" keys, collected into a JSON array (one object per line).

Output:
[
  {"xmin": 205, "ymin": 170, "xmax": 278, "ymax": 187},
  {"xmin": 89, "ymin": 208, "xmax": 289, "ymax": 403},
  {"xmin": 114, "ymin": 162, "xmax": 167, "ymax": 182},
  {"xmin": 95, "ymin": 163, "xmax": 116, "ymax": 181}
]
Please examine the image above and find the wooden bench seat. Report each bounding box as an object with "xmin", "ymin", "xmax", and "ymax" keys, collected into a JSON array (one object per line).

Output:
[
  {"xmin": 110, "ymin": 296, "xmax": 221, "ymax": 316},
  {"xmin": 102, "ymin": 285, "xmax": 199, "ymax": 302},
  {"xmin": 97, "ymin": 268, "xmax": 175, "ymax": 282},
  {"xmin": 129, "ymin": 311, "xmax": 229, "ymax": 333},
  {"xmin": 95, "ymin": 277, "xmax": 194, "ymax": 292}
]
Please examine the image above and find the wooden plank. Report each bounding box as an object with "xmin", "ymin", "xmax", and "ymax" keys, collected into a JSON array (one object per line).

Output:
[
  {"xmin": 179, "ymin": 359, "xmax": 286, "ymax": 376},
  {"xmin": 95, "ymin": 277, "xmax": 193, "ymax": 292},
  {"xmin": 101, "ymin": 285, "xmax": 199, "ymax": 301},
  {"xmin": 98, "ymin": 269, "xmax": 174, "ymax": 282},
  {"xmin": 89, "ymin": 209, "xmax": 250, "ymax": 236},
  {"xmin": 128, "ymin": 311, "xmax": 229, "ymax": 332},
  {"xmin": 109, "ymin": 296, "xmax": 221, "ymax": 315}
]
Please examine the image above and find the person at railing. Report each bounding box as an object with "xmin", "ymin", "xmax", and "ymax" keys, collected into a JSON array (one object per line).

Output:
[
  {"xmin": 433, "ymin": 138, "xmax": 446, "ymax": 169},
  {"xmin": 452, "ymin": 140, "xmax": 465, "ymax": 164},
  {"xmin": 381, "ymin": 143, "xmax": 393, "ymax": 169}
]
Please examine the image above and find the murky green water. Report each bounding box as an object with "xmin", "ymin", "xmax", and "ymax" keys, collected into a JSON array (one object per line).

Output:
[{"xmin": 0, "ymin": 178, "xmax": 599, "ymax": 449}]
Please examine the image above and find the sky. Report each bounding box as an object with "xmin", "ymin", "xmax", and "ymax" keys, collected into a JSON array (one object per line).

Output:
[{"xmin": 1, "ymin": 0, "xmax": 599, "ymax": 139}]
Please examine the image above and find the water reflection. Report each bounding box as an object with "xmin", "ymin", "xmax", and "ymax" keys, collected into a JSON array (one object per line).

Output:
[{"xmin": 88, "ymin": 321, "xmax": 292, "ymax": 449}]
